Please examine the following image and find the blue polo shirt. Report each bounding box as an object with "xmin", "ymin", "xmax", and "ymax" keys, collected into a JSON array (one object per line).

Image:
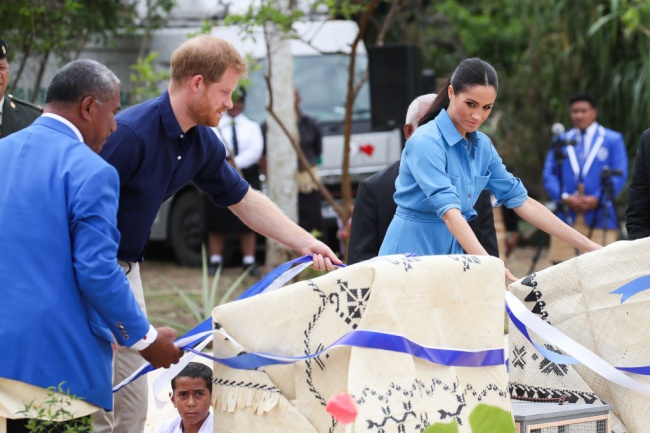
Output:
[{"xmin": 100, "ymin": 91, "xmax": 249, "ymax": 262}]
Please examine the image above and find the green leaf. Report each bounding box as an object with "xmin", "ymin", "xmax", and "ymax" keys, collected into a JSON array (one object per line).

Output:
[
  {"xmin": 422, "ymin": 419, "xmax": 459, "ymax": 433},
  {"xmin": 219, "ymin": 265, "xmax": 253, "ymax": 305},
  {"xmin": 468, "ymin": 404, "xmax": 516, "ymax": 433},
  {"xmin": 173, "ymin": 286, "xmax": 202, "ymax": 323}
]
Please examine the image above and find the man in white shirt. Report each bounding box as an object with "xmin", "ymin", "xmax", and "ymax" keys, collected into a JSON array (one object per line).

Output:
[{"xmin": 206, "ymin": 87, "xmax": 264, "ymax": 274}]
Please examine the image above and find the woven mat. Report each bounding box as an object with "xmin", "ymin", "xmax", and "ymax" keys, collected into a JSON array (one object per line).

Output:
[
  {"xmin": 211, "ymin": 254, "xmax": 511, "ymax": 432},
  {"xmin": 508, "ymin": 238, "xmax": 650, "ymax": 433}
]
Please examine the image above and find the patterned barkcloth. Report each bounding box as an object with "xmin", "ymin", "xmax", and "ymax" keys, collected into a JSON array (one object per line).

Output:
[
  {"xmin": 508, "ymin": 237, "xmax": 650, "ymax": 433},
  {"xmin": 211, "ymin": 254, "xmax": 511, "ymax": 432}
]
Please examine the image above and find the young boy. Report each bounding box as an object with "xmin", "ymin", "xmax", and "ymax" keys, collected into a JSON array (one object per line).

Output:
[{"xmin": 155, "ymin": 362, "xmax": 214, "ymax": 433}]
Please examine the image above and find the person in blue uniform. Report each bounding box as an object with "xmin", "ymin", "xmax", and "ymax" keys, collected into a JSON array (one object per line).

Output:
[
  {"xmin": 542, "ymin": 92, "xmax": 627, "ymax": 263},
  {"xmin": 0, "ymin": 59, "xmax": 182, "ymax": 433},
  {"xmin": 379, "ymin": 58, "xmax": 601, "ymax": 280}
]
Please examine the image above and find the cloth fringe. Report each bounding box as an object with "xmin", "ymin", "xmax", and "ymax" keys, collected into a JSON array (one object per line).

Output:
[{"xmin": 214, "ymin": 383, "xmax": 286, "ymax": 416}]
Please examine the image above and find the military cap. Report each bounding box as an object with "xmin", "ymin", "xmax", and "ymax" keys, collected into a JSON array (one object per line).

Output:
[{"xmin": 0, "ymin": 38, "xmax": 7, "ymax": 60}]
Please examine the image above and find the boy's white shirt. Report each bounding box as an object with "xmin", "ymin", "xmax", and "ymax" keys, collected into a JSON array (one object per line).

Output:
[{"xmin": 154, "ymin": 411, "xmax": 213, "ymax": 433}]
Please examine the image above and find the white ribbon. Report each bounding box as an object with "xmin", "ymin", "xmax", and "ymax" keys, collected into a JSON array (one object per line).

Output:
[{"xmin": 505, "ymin": 291, "xmax": 650, "ymax": 394}]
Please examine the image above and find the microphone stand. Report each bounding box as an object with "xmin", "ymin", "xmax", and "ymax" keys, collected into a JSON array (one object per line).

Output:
[
  {"xmin": 553, "ymin": 141, "xmax": 575, "ymax": 228},
  {"xmin": 528, "ymin": 137, "xmax": 575, "ymax": 274},
  {"xmin": 587, "ymin": 168, "xmax": 621, "ymax": 244}
]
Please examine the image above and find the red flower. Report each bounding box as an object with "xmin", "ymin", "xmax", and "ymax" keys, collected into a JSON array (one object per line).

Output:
[{"xmin": 326, "ymin": 391, "xmax": 358, "ymax": 425}]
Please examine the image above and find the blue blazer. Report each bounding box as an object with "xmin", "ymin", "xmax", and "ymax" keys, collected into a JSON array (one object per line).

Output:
[
  {"xmin": 0, "ymin": 116, "xmax": 150, "ymax": 410},
  {"xmin": 542, "ymin": 124, "xmax": 628, "ymax": 229}
]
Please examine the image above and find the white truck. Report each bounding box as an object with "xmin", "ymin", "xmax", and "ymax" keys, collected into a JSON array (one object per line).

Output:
[{"xmin": 148, "ymin": 19, "xmax": 405, "ymax": 266}]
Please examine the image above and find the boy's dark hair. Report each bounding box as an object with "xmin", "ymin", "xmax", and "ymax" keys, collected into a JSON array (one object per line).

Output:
[
  {"xmin": 171, "ymin": 362, "xmax": 213, "ymax": 393},
  {"xmin": 569, "ymin": 92, "xmax": 597, "ymax": 108}
]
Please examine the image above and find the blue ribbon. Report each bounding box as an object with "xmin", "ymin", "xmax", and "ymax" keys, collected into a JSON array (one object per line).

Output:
[
  {"xmin": 505, "ymin": 302, "xmax": 579, "ymax": 365},
  {"xmin": 114, "ymin": 255, "xmax": 505, "ymax": 392},
  {"xmin": 118, "ymin": 258, "xmax": 650, "ymax": 394},
  {"xmin": 237, "ymin": 255, "xmax": 319, "ymax": 300},
  {"xmin": 115, "ymin": 256, "xmax": 316, "ymax": 392},
  {"xmin": 116, "ymin": 256, "xmax": 342, "ymax": 391},
  {"xmin": 506, "ymin": 297, "xmax": 650, "ymax": 375},
  {"xmin": 113, "ymin": 318, "xmax": 214, "ymax": 392},
  {"xmin": 610, "ymin": 275, "xmax": 650, "ymax": 304},
  {"xmin": 183, "ymin": 328, "xmax": 504, "ymax": 370}
]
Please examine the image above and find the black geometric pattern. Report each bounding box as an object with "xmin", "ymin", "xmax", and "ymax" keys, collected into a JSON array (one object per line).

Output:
[
  {"xmin": 520, "ymin": 273, "xmax": 550, "ymax": 322},
  {"xmin": 520, "ymin": 273, "xmax": 538, "ymax": 288},
  {"xmin": 385, "ymin": 255, "xmax": 421, "ymax": 272},
  {"xmin": 509, "ymin": 382, "xmax": 601, "ymax": 405},
  {"xmin": 511, "ymin": 345, "xmax": 527, "ymax": 369},
  {"xmin": 328, "ymin": 279, "xmax": 370, "ymax": 329},
  {"xmin": 213, "ymin": 378, "xmax": 282, "ymax": 396},
  {"xmin": 449, "ymin": 255, "xmax": 482, "ymax": 272},
  {"xmin": 355, "ymin": 378, "xmax": 508, "ymax": 431},
  {"xmin": 538, "ymin": 344, "xmax": 569, "ymax": 376},
  {"xmin": 302, "ymin": 278, "xmax": 371, "ymax": 411}
]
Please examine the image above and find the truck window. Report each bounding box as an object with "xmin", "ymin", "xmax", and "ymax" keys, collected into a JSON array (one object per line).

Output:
[{"xmin": 244, "ymin": 54, "xmax": 371, "ymax": 125}]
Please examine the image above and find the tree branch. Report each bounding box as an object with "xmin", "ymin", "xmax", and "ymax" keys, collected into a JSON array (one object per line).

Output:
[{"xmin": 375, "ymin": 0, "xmax": 409, "ymax": 46}]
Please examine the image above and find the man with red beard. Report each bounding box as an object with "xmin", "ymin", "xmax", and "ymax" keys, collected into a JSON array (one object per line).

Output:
[{"xmin": 95, "ymin": 35, "xmax": 340, "ymax": 433}]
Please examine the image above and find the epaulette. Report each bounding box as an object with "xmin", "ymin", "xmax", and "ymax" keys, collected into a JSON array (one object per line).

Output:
[{"xmin": 7, "ymin": 94, "xmax": 44, "ymax": 113}]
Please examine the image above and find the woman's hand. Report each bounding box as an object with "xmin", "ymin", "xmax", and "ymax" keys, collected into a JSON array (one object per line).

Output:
[
  {"xmin": 506, "ymin": 267, "xmax": 517, "ymax": 283},
  {"xmin": 580, "ymin": 239, "xmax": 603, "ymax": 254}
]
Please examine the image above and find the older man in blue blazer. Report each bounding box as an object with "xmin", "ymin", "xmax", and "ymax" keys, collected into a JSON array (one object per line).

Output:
[{"xmin": 0, "ymin": 59, "xmax": 182, "ymax": 432}]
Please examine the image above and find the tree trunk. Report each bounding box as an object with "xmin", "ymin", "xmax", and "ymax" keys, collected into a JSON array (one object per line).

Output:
[
  {"xmin": 264, "ymin": 10, "xmax": 298, "ymax": 269},
  {"xmin": 31, "ymin": 50, "xmax": 50, "ymax": 103},
  {"xmin": 9, "ymin": 36, "xmax": 33, "ymax": 95}
]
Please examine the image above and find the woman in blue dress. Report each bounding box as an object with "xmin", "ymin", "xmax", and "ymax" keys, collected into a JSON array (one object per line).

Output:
[{"xmin": 379, "ymin": 58, "xmax": 601, "ymax": 279}]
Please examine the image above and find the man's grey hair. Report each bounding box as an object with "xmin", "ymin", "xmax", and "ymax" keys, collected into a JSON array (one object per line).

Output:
[
  {"xmin": 405, "ymin": 93, "xmax": 437, "ymax": 127},
  {"xmin": 46, "ymin": 59, "xmax": 120, "ymax": 105}
]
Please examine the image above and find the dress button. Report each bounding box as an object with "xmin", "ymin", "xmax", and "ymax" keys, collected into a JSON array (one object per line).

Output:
[
  {"xmin": 180, "ymin": 134, "xmax": 184, "ymax": 138},
  {"xmin": 177, "ymin": 156, "xmax": 182, "ymax": 160}
]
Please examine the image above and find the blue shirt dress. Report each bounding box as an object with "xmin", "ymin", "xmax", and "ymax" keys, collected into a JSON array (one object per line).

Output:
[{"xmin": 379, "ymin": 108, "xmax": 528, "ymax": 256}]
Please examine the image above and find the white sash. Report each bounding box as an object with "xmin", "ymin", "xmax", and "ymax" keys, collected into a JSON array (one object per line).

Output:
[{"xmin": 566, "ymin": 124, "xmax": 605, "ymax": 182}]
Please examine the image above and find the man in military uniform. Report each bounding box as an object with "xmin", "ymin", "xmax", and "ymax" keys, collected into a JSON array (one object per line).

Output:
[{"xmin": 0, "ymin": 37, "xmax": 42, "ymax": 138}]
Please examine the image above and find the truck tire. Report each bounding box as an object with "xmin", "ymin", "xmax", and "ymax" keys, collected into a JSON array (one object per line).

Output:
[{"xmin": 169, "ymin": 190, "xmax": 205, "ymax": 267}]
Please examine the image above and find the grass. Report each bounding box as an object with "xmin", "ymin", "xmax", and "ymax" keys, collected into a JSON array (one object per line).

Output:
[{"xmin": 142, "ymin": 262, "xmax": 258, "ymax": 332}]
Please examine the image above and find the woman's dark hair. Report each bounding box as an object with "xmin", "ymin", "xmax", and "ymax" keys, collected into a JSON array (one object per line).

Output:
[{"xmin": 419, "ymin": 58, "xmax": 498, "ymax": 127}]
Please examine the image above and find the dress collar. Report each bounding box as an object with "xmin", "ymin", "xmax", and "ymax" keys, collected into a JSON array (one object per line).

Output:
[{"xmin": 436, "ymin": 108, "xmax": 480, "ymax": 152}]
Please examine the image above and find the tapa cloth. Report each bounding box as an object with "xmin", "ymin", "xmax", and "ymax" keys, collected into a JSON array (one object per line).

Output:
[
  {"xmin": 507, "ymin": 238, "xmax": 650, "ymax": 433},
  {"xmin": 211, "ymin": 254, "xmax": 511, "ymax": 432}
]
